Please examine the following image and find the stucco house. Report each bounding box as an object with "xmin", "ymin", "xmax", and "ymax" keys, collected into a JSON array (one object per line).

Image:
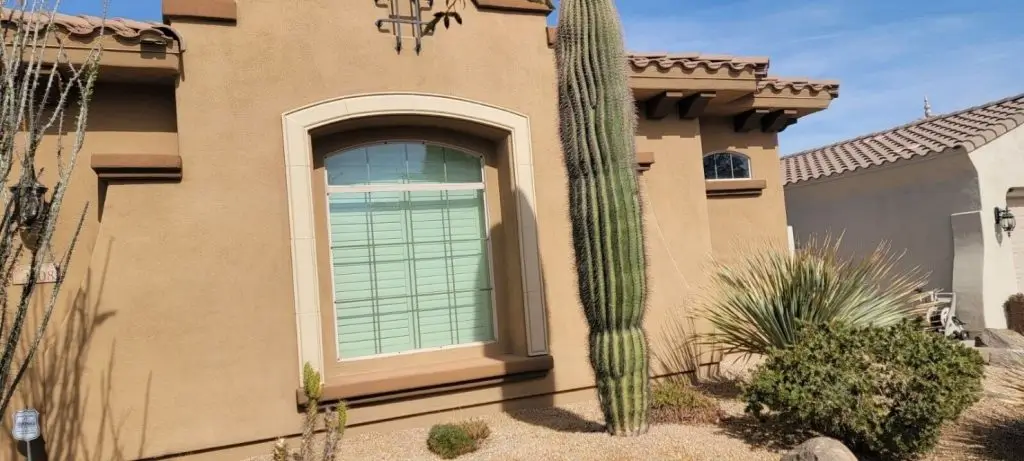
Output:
[
  {"xmin": 784, "ymin": 93, "xmax": 1024, "ymax": 336},
  {"xmin": 3, "ymin": 1, "xmax": 839, "ymax": 459}
]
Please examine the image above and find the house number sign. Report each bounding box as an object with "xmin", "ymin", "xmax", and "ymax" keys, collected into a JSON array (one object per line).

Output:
[
  {"xmin": 12, "ymin": 408, "xmax": 40, "ymax": 442},
  {"xmin": 12, "ymin": 262, "xmax": 59, "ymax": 286}
]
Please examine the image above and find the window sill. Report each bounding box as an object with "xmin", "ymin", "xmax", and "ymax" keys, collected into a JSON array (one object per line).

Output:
[
  {"xmin": 296, "ymin": 354, "xmax": 554, "ymax": 407},
  {"xmin": 705, "ymin": 179, "xmax": 766, "ymax": 197}
]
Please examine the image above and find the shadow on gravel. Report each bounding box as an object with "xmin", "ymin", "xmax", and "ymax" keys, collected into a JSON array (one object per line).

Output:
[{"xmin": 506, "ymin": 406, "xmax": 606, "ymax": 434}]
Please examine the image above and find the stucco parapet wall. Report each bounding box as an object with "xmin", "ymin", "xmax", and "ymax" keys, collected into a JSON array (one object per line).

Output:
[{"xmin": 162, "ymin": 0, "xmax": 238, "ymax": 24}]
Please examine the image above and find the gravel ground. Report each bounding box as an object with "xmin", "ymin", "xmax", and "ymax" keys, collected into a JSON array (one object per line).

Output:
[
  {"xmin": 254, "ymin": 362, "xmax": 1024, "ymax": 461},
  {"xmin": 334, "ymin": 397, "xmax": 778, "ymax": 461},
  {"xmin": 923, "ymin": 365, "xmax": 1024, "ymax": 461}
]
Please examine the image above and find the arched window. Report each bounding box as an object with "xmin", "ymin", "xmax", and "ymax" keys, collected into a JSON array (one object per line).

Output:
[
  {"xmin": 703, "ymin": 151, "xmax": 751, "ymax": 180},
  {"xmin": 325, "ymin": 142, "xmax": 495, "ymax": 360}
]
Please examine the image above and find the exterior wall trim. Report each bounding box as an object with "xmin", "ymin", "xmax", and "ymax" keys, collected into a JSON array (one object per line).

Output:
[{"xmin": 281, "ymin": 92, "xmax": 549, "ymax": 383}]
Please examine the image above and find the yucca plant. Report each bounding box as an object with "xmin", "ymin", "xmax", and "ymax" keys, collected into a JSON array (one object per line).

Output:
[{"xmin": 699, "ymin": 236, "xmax": 935, "ymax": 357}]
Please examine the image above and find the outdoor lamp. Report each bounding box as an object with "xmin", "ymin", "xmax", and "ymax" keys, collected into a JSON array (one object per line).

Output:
[
  {"xmin": 995, "ymin": 206, "xmax": 1017, "ymax": 236},
  {"xmin": 9, "ymin": 174, "xmax": 49, "ymax": 249}
]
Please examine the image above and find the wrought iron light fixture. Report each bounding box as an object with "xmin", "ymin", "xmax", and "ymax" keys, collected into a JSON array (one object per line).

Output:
[
  {"xmin": 995, "ymin": 206, "xmax": 1016, "ymax": 236},
  {"xmin": 9, "ymin": 173, "xmax": 49, "ymax": 249},
  {"xmin": 374, "ymin": 0, "xmax": 434, "ymax": 54}
]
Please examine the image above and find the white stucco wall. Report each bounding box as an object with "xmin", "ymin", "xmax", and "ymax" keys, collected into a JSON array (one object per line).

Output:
[
  {"xmin": 967, "ymin": 124, "xmax": 1024, "ymax": 329},
  {"xmin": 785, "ymin": 152, "xmax": 983, "ymax": 326}
]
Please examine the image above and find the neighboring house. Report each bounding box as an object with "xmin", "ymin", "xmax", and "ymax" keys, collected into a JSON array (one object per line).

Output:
[
  {"xmin": 783, "ymin": 93, "xmax": 1024, "ymax": 335},
  {"xmin": 3, "ymin": 1, "xmax": 838, "ymax": 459}
]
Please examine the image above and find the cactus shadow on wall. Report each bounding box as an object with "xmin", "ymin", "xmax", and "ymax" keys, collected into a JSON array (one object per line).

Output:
[
  {"xmin": 496, "ymin": 190, "xmax": 605, "ymax": 434},
  {"xmin": 0, "ymin": 238, "xmax": 153, "ymax": 461}
]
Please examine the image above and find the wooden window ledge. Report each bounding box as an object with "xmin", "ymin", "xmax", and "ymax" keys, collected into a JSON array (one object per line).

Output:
[
  {"xmin": 296, "ymin": 354, "xmax": 554, "ymax": 407},
  {"xmin": 705, "ymin": 179, "xmax": 766, "ymax": 197},
  {"xmin": 92, "ymin": 154, "xmax": 183, "ymax": 180}
]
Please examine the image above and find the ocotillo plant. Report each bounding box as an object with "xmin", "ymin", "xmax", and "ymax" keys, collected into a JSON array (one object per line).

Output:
[
  {"xmin": 0, "ymin": 0, "xmax": 104, "ymax": 420},
  {"xmin": 554, "ymin": 0, "xmax": 651, "ymax": 436}
]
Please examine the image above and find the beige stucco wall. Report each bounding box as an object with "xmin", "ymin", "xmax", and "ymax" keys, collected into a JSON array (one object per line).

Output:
[
  {"xmin": 0, "ymin": 82, "xmax": 179, "ymax": 461},
  {"xmin": 700, "ymin": 117, "xmax": 788, "ymax": 262},
  {"xmin": 967, "ymin": 125, "xmax": 1024, "ymax": 328},
  {"xmin": 786, "ymin": 125, "xmax": 1024, "ymax": 332},
  {"xmin": 6, "ymin": 2, "xmax": 794, "ymax": 459},
  {"xmin": 785, "ymin": 152, "xmax": 984, "ymax": 326},
  {"xmin": 782, "ymin": 151, "xmax": 983, "ymax": 319}
]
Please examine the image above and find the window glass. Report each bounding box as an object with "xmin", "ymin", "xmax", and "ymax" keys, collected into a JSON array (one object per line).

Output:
[
  {"xmin": 702, "ymin": 152, "xmax": 752, "ymax": 180},
  {"xmin": 326, "ymin": 143, "xmax": 494, "ymax": 359}
]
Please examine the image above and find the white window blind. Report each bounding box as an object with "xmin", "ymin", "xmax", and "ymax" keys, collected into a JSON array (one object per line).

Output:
[{"xmin": 326, "ymin": 142, "xmax": 495, "ymax": 360}]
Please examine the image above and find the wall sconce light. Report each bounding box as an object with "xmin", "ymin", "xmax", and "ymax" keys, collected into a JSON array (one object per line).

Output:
[
  {"xmin": 995, "ymin": 206, "xmax": 1017, "ymax": 236},
  {"xmin": 9, "ymin": 173, "xmax": 49, "ymax": 249}
]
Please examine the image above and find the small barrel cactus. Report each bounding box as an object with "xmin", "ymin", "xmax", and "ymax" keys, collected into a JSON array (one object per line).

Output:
[{"xmin": 554, "ymin": 0, "xmax": 651, "ymax": 436}]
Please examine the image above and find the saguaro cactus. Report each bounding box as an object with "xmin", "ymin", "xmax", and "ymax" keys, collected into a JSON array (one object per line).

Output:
[{"xmin": 554, "ymin": 0, "xmax": 651, "ymax": 437}]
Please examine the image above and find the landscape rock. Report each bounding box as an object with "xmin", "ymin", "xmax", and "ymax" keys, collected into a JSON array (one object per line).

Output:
[{"xmin": 780, "ymin": 437, "xmax": 857, "ymax": 461}]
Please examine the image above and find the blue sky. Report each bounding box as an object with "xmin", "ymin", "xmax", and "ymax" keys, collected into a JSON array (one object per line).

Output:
[{"xmin": 53, "ymin": 0, "xmax": 1024, "ymax": 154}]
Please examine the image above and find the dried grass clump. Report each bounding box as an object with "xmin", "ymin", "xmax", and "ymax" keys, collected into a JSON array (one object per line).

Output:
[{"xmin": 650, "ymin": 380, "xmax": 723, "ymax": 425}]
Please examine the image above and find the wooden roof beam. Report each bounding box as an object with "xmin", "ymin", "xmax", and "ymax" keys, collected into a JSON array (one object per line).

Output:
[{"xmin": 644, "ymin": 91, "xmax": 685, "ymax": 120}]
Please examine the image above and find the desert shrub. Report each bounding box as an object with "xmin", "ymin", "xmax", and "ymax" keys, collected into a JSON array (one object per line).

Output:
[
  {"xmin": 455, "ymin": 419, "xmax": 491, "ymax": 441},
  {"xmin": 743, "ymin": 321, "xmax": 985, "ymax": 460},
  {"xmin": 427, "ymin": 424, "xmax": 478, "ymax": 459},
  {"xmin": 650, "ymin": 380, "xmax": 722, "ymax": 424},
  {"xmin": 700, "ymin": 236, "xmax": 935, "ymax": 357},
  {"xmin": 1004, "ymin": 293, "xmax": 1024, "ymax": 334}
]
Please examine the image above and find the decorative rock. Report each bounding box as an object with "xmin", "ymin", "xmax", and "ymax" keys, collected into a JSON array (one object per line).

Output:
[{"xmin": 780, "ymin": 437, "xmax": 857, "ymax": 461}]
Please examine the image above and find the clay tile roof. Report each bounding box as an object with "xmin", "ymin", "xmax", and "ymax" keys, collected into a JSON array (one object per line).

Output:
[
  {"xmin": 781, "ymin": 92, "xmax": 1024, "ymax": 185},
  {"xmin": 758, "ymin": 77, "xmax": 840, "ymax": 98},
  {"xmin": 627, "ymin": 53, "xmax": 770, "ymax": 78},
  {"xmin": 1, "ymin": 8, "xmax": 184, "ymax": 50}
]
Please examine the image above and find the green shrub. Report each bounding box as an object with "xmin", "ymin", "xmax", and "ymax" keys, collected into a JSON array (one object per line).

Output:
[
  {"xmin": 700, "ymin": 236, "xmax": 934, "ymax": 357},
  {"xmin": 743, "ymin": 321, "xmax": 985, "ymax": 460},
  {"xmin": 650, "ymin": 380, "xmax": 722, "ymax": 425},
  {"xmin": 426, "ymin": 424, "xmax": 478, "ymax": 459}
]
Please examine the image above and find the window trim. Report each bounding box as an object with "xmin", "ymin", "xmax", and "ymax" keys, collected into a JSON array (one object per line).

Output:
[
  {"xmin": 702, "ymin": 150, "xmax": 752, "ymax": 181},
  {"xmin": 322, "ymin": 141, "xmax": 501, "ymax": 363},
  {"xmin": 282, "ymin": 93, "xmax": 550, "ymax": 386}
]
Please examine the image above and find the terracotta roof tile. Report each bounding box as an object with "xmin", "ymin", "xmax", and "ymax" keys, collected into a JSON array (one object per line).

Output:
[
  {"xmin": 627, "ymin": 53, "xmax": 770, "ymax": 78},
  {"xmin": 757, "ymin": 77, "xmax": 840, "ymax": 98},
  {"xmin": 1, "ymin": 8, "xmax": 183, "ymax": 50},
  {"xmin": 781, "ymin": 92, "xmax": 1024, "ymax": 185}
]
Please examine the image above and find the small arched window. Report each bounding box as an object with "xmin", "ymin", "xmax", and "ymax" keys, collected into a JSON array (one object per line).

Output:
[{"xmin": 703, "ymin": 151, "xmax": 751, "ymax": 180}]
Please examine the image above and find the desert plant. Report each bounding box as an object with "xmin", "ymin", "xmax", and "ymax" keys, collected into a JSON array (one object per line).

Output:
[
  {"xmin": 1004, "ymin": 293, "xmax": 1024, "ymax": 334},
  {"xmin": 426, "ymin": 424, "xmax": 477, "ymax": 459},
  {"xmin": 273, "ymin": 363, "xmax": 347, "ymax": 461},
  {"xmin": 700, "ymin": 236, "xmax": 935, "ymax": 357},
  {"xmin": 455, "ymin": 419, "xmax": 490, "ymax": 441},
  {"xmin": 744, "ymin": 321, "xmax": 985, "ymax": 460},
  {"xmin": 0, "ymin": 0, "xmax": 104, "ymax": 418},
  {"xmin": 649, "ymin": 380, "xmax": 722, "ymax": 425},
  {"xmin": 554, "ymin": 0, "xmax": 651, "ymax": 437}
]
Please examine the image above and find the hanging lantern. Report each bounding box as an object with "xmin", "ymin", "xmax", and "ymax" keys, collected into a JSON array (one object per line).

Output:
[
  {"xmin": 9, "ymin": 174, "xmax": 48, "ymax": 230},
  {"xmin": 995, "ymin": 206, "xmax": 1017, "ymax": 236}
]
